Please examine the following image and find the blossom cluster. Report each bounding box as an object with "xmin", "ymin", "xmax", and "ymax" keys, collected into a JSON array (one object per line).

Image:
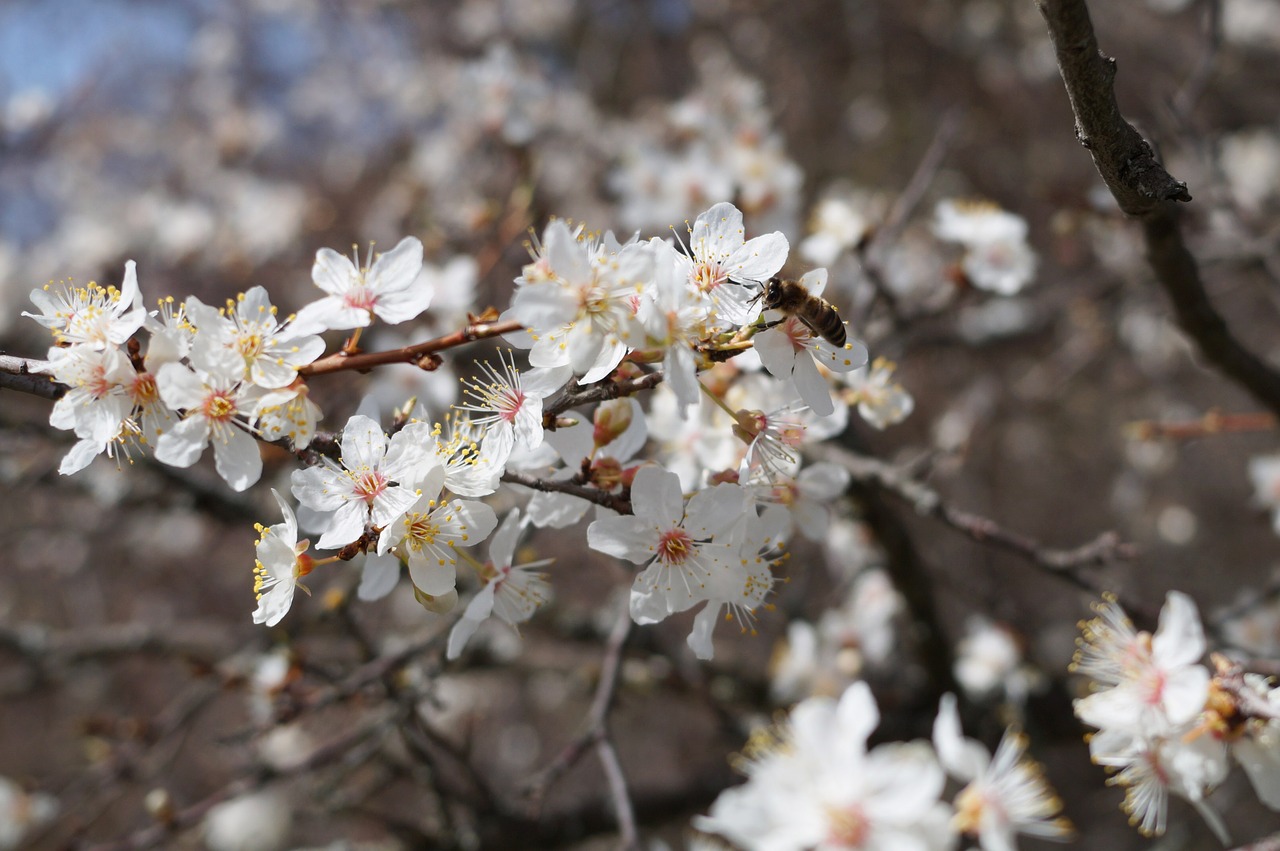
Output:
[
  {"xmin": 695, "ymin": 680, "xmax": 1072, "ymax": 851},
  {"xmin": 22, "ymin": 236, "xmax": 441, "ymax": 491},
  {"xmin": 27, "ymin": 201, "xmax": 892, "ymax": 664},
  {"xmin": 1072, "ymin": 591, "xmax": 1280, "ymax": 840}
]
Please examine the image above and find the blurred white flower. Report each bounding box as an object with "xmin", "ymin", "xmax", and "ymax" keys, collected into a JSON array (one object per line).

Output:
[
  {"xmin": 954, "ymin": 616, "xmax": 1043, "ymax": 705},
  {"xmin": 934, "ymin": 694, "xmax": 1073, "ymax": 849},
  {"xmin": 842, "ymin": 357, "xmax": 913, "ymax": 429},
  {"xmin": 695, "ymin": 681, "xmax": 952, "ymax": 851},
  {"xmin": 933, "ymin": 199, "xmax": 1037, "ymax": 295},
  {"xmin": 202, "ymin": 789, "xmax": 292, "ymax": 851},
  {"xmin": 0, "ymin": 777, "xmax": 57, "ymax": 851}
]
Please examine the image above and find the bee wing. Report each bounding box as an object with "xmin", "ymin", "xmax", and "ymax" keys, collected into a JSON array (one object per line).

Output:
[{"xmin": 794, "ymin": 313, "xmax": 827, "ymax": 340}]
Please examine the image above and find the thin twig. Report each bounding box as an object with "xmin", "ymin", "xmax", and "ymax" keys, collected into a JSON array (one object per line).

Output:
[
  {"xmin": 1127, "ymin": 409, "xmax": 1276, "ymax": 441},
  {"xmin": 524, "ymin": 604, "xmax": 633, "ymax": 808},
  {"xmin": 1233, "ymin": 834, "xmax": 1280, "ymax": 851},
  {"xmin": 876, "ymin": 109, "xmax": 962, "ymax": 247},
  {"xmin": 501, "ymin": 470, "xmax": 632, "ymax": 516},
  {"xmin": 816, "ymin": 443, "xmax": 1135, "ymax": 580},
  {"xmin": 1171, "ymin": 0, "xmax": 1222, "ymax": 121},
  {"xmin": 298, "ymin": 319, "xmax": 523, "ymax": 377},
  {"xmin": 83, "ymin": 707, "xmax": 405, "ymax": 851},
  {"xmin": 859, "ymin": 110, "xmax": 961, "ymax": 323}
]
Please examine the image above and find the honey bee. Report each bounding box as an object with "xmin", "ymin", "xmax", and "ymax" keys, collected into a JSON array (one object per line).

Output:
[{"xmin": 754, "ymin": 276, "xmax": 847, "ymax": 348}]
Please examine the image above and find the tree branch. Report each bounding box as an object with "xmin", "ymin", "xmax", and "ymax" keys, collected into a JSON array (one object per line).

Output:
[
  {"xmin": 501, "ymin": 470, "xmax": 633, "ymax": 516},
  {"xmin": 1036, "ymin": 0, "xmax": 1280, "ymax": 416},
  {"xmin": 297, "ymin": 319, "xmax": 523, "ymax": 377},
  {"xmin": 0, "ymin": 354, "xmax": 61, "ymax": 400},
  {"xmin": 816, "ymin": 444, "xmax": 1135, "ymax": 582},
  {"xmin": 1035, "ymin": 0, "xmax": 1190, "ymax": 213}
]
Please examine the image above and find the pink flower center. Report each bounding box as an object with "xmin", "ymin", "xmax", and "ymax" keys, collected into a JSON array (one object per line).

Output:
[
  {"xmin": 1142, "ymin": 668, "xmax": 1167, "ymax": 707},
  {"xmin": 343, "ymin": 285, "xmax": 378, "ymax": 312},
  {"xmin": 656, "ymin": 528, "xmax": 693, "ymax": 565},
  {"xmin": 131, "ymin": 372, "xmax": 159, "ymax": 406},
  {"xmin": 782, "ymin": 317, "xmax": 812, "ymax": 352},
  {"xmin": 352, "ymin": 470, "xmax": 389, "ymax": 504},
  {"xmin": 86, "ymin": 365, "xmax": 113, "ymax": 399},
  {"xmin": 825, "ymin": 804, "xmax": 870, "ymax": 847},
  {"xmin": 497, "ymin": 388, "xmax": 526, "ymax": 424}
]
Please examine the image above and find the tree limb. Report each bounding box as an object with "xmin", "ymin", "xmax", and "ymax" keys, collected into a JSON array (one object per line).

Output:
[{"xmin": 1036, "ymin": 0, "xmax": 1280, "ymax": 416}]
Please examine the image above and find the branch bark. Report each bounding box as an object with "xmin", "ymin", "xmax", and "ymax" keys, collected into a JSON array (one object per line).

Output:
[{"xmin": 1036, "ymin": 0, "xmax": 1280, "ymax": 416}]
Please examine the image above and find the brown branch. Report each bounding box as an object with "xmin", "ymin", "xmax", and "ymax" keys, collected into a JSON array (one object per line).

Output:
[
  {"xmin": 1127, "ymin": 409, "xmax": 1276, "ymax": 441},
  {"xmin": 815, "ymin": 444, "xmax": 1135, "ymax": 582},
  {"xmin": 0, "ymin": 354, "xmax": 61, "ymax": 400},
  {"xmin": 1035, "ymin": 0, "xmax": 1190, "ymax": 213},
  {"xmin": 501, "ymin": 470, "xmax": 633, "ymax": 516},
  {"xmin": 544, "ymin": 370, "xmax": 666, "ymax": 421},
  {"xmin": 524, "ymin": 605, "xmax": 634, "ymax": 809},
  {"xmin": 1036, "ymin": 0, "xmax": 1280, "ymax": 416},
  {"xmin": 297, "ymin": 319, "xmax": 524, "ymax": 377}
]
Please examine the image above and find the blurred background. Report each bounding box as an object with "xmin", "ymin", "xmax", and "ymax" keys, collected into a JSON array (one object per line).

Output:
[{"xmin": 3, "ymin": 0, "xmax": 1280, "ymax": 847}]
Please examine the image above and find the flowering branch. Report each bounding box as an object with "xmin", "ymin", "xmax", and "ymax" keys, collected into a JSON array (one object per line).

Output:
[
  {"xmin": 543, "ymin": 370, "xmax": 666, "ymax": 421},
  {"xmin": 296, "ymin": 318, "xmax": 523, "ymax": 377}
]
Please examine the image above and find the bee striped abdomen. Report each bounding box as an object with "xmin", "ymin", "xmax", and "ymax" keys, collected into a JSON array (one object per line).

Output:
[{"xmin": 762, "ymin": 276, "xmax": 847, "ymax": 348}]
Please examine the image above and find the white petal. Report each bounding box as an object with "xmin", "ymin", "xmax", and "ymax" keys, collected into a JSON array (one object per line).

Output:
[
  {"xmin": 154, "ymin": 416, "xmax": 210, "ymax": 467},
  {"xmin": 447, "ymin": 584, "xmax": 498, "ymax": 660},
  {"xmin": 290, "ymin": 297, "xmax": 371, "ymax": 335},
  {"xmin": 312, "ymin": 248, "xmax": 357, "ymax": 296},
  {"xmin": 59, "ymin": 438, "xmax": 104, "ymax": 475},
  {"xmin": 687, "ymin": 603, "xmax": 721, "ymax": 660},
  {"xmin": 408, "ymin": 555, "xmax": 458, "ymax": 596},
  {"xmin": 630, "ymin": 465, "xmax": 684, "ymax": 530},
  {"xmin": 369, "ymin": 236, "xmax": 425, "ymax": 292},
  {"xmin": 728, "ymin": 231, "xmax": 790, "ymax": 282},
  {"xmin": 358, "ymin": 553, "xmax": 402, "ymax": 601},
  {"xmin": 587, "ymin": 515, "xmax": 655, "ymax": 563},
  {"xmin": 339, "ymin": 415, "xmax": 388, "ymax": 471},
  {"xmin": 1153, "ymin": 590, "xmax": 1206, "ymax": 667},
  {"xmin": 156, "ymin": 362, "xmax": 208, "ymax": 411},
  {"xmin": 316, "ymin": 500, "xmax": 368, "ymax": 549},
  {"xmin": 791, "ymin": 352, "xmax": 835, "ymax": 417},
  {"xmin": 1235, "ymin": 737, "xmax": 1280, "ymax": 810},
  {"xmin": 213, "ymin": 426, "xmax": 264, "ymax": 492}
]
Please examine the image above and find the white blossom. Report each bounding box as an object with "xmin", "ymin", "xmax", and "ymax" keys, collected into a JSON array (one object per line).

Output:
[
  {"xmin": 289, "ymin": 414, "xmax": 425, "ymax": 548},
  {"xmin": 447, "ymin": 510, "xmax": 553, "ymax": 659},
  {"xmin": 934, "ymin": 693, "xmax": 1072, "ymax": 849},
  {"xmin": 24, "ymin": 260, "xmax": 146, "ymax": 348},
  {"xmin": 252, "ymin": 489, "xmax": 312, "ymax": 628},
  {"xmin": 290, "ymin": 236, "xmax": 429, "ymax": 335}
]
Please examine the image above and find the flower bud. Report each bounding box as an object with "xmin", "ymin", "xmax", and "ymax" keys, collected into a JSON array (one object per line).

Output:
[{"xmin": 593, "ymin": 399, "xmax": 633, "ymax": 448}]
